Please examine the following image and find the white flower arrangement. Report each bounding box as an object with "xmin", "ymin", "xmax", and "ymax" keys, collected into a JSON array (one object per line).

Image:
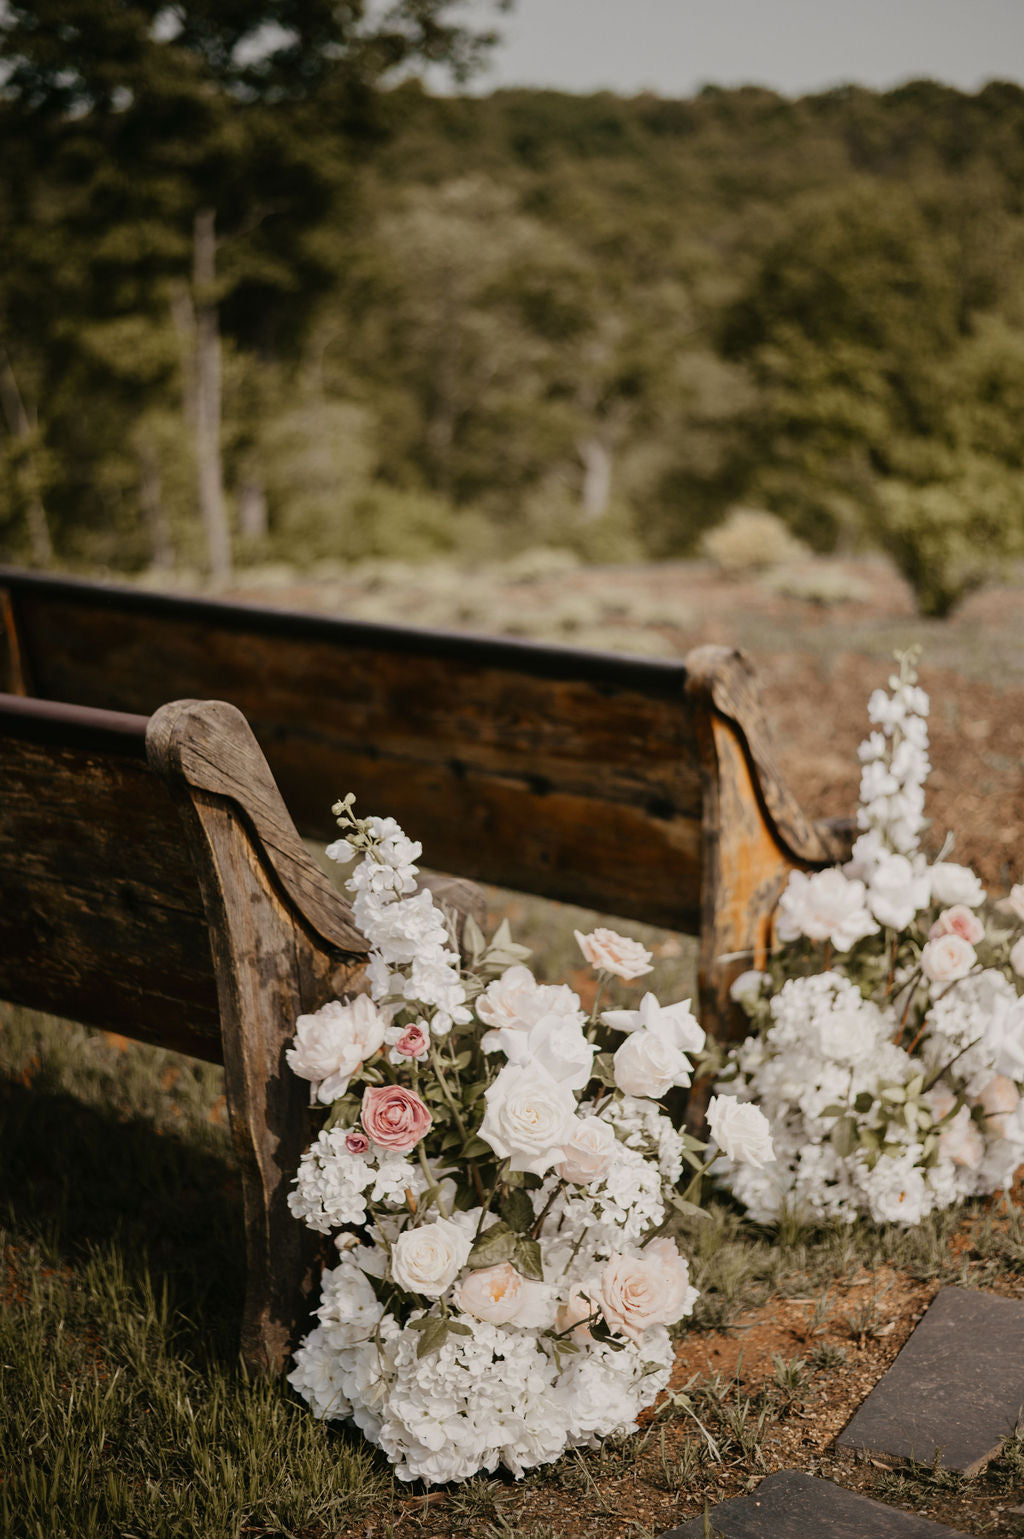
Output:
[
  {"xmin": 716, "ymin": 651, "xmax": 1024, "ymax": 1227},
  {"xmin": 286, "ymin": 796, "xmax": 776, "ymax": 1484}
]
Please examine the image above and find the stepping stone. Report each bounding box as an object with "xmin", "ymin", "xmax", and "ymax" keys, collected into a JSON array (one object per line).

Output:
[
  {"xmin": 661, "ymin": 1469, "xmax": 972, "ymax": 1537},
  {"xmin": 836, "ymin": 1286, "xmax": 1024, "ymax": 1474}
]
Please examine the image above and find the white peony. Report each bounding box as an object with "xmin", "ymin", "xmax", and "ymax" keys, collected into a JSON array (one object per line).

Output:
[
  {"xmin": 774, "ymin": 868, "xmax": 878, "ymax": 952},
  {"xmin": 390, "ymin": 1217, "xmax": 472, "ymax": 1297},
  {"xmin": 706, "ymin": 1095, "xmax": 776, "ymax": 1167},
  {"xmin": 286, "ymin": 994, "xmax": 390, "ymax": 1103},
  {"xmin": 493, "ymin": 1011, "xmax": 596, "ymax": 1089},
  {"xmin": 476, "ymin": 965, "xmax": 582, "ymax": 1039},
  {"xmin": 478, "ymin": 1061, "xmax": 577, "ymax": 1175}
]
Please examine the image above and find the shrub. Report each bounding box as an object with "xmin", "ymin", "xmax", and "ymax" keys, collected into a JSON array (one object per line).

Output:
[{"xmin": 701, "ymin": 507, "xmax": 808, "ymax": 574}]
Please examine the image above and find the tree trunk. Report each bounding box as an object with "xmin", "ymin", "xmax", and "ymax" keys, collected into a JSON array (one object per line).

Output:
[
  {"xmin": 238, "ymin": 472, "xmax": 268, "ymax": 541},
  {"xmin": 193, "ymin": 209, "xmax": 232, "ymax": 583},
  {"xmin": 577, "ymin": 435, "xmax": 612, "ymax": 522},
  {"xmin": 138, "ymin": 438, "xmax": 173, "ymax": 570},
  {"xmin": 0, "ymin": 345, "xmax": 53, "ymax": 565}
]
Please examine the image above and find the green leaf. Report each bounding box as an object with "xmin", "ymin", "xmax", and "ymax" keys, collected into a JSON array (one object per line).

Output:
[
  {"xmin": 513, "ymin": 1237, "xmax": 544, "ymax": 1282},
  {"xmin": 501, "ymin": 1188, "xmax": 535, "ymax": 1234},
  {"xmin": 591, "ymin": 1052, "xmax": 617, "ymax": 1088},
  {"xmin": 446, "ymin": 1320, "xmax": 473, "ymax": 1338},
  {"xmin": 462, "ymin": 1079, "xmax": 490, "ymax": 1105},
  {"xmin": 467, "ymin": 1221, "xmax": 516, "ymax": 1270},
  {"xmin": 461, "ymin": 1137, "xmax": 492, "ymax": 1160},
  {"xmin": 452, "ymin": 1050, "xmax": 472, "ymax": 1072},
  {"xmin": 416, "ymin": 1317, "xmax": 451, "ymax": 1359},
  {"xmin": 820, "ymin": 1104, "xmax": 847, "ymax": 1118},
  {"xmin": 463, "ymin": 914, "xmax": 487, "ymax": 965},
  {"xmin": 668, "ymin": 1195, "xmax": 712, "ymax": 1222},
  {"xmin": 853, "ymin": 1091, "xmax": 875, "ymax": 1114},
  {"xmin": 829, "ymin": 1116, "xmax": 857, "ymax": 1158}
]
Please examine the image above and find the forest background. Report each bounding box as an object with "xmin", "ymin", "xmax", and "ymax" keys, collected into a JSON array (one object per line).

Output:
[{"xmin": 3, "ymin": 2, "xmax": 1024, "ymax": 617}]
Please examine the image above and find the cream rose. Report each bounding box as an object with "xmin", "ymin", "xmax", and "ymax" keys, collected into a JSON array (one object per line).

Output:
[
  {"xmin": 574, "ymin": 927, "xmax": 654, "ymax": 980},
  {"xmin": 286, "ymin": 994, "xmax": 389, "ymax": 1103},
  {"xmin": 706, "ymin": 1095, "xmax": 776, "ymax": 1167},
  {"xmin": 390, "ymin": 1217, "xmax": 471, "ymax": 1297},
  {"xmin": 597, "ymin": 1246, "xmax": 698, "ymax": 1343},
  {"xmin": 477, "ymin": 1061, "xmax": 577, "ymax": 1175},
  {"xmin": 929, "ymin": 905, "xmax": 985, "ymax": 946},
  {"xmin": 920, "ymin": 933, "xmax": 976, "ymax": 986},
  {"xmin": 476, "ymin": 965, "xmax": 583, "ymax": 1036},
  {"xmin": 613, "ymin": 1029, "xmax": 693, "ymax": 1098},
  {"xmin": 456, "ymin": 1262, "xmax": 524, "ymax": 1324},
  {"xmin": 556, "ymin": 1115, "xmax": 618, "ymax": 1184},
  {"xmin": 978, "ymin": 1075, "xmax": 1020, "ymax": 1139}
]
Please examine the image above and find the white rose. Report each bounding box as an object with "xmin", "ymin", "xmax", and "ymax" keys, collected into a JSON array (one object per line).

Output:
[
  {"xmin": 556, "ymin": 1116, "xmax": 618, "ymax": 1183},
  {"xmin": 920, "ymin": 933, "xmax": 976, "ymax": 986},
  {"xmin": 574, "ymin": 927, "xmax": 654, "ymax": 980},
  {"xmin": 706, "ymin": 1095, "xmax": 775, "ymax": 1167},
  {"xmin": 478, "ymin": 1061, "xmax": 577, "ymax": 1175},
  {"xmin": 728, "ymin": 970, "xmax": 768, "ymax": 1012},
  {"xmin": 774, "ymin": 868, "xmax": 878, "ymax": 952},
  {"xmin": 286, "ymin": 994, "xmax": 390, "ymax": 1103},
  {"xmin": 477, "ymin": 965, "xmax": 582, "ymax": 1039},
  {"xmin": 390, "ymin": 1217, "xmax": 472, "ymax": 1298},
  {"xmin": 597, "ymin": 1247, "xmax": 698, "ymax": 1344},
  {"xmin": 496, "ymin": 1012, "xmax": 596, "ymax": 1089},
  {"xmin": 602, "ymin": 991, "xmax": 705, "ymax": 1055},
  {"xmin": 929, "ymin": 862, "xmax": 986, "ymax": 908},
  {"xmin": 866, "ymin": 852, "xmax": 930, "ymax": 930},
  {"xmin": 1010, "ymin": 936, "xmax": 1024, "ymax": 979},
  {"xmin": 613, "ymin": 1029, "xmax": 693, "ymax": 1098}
]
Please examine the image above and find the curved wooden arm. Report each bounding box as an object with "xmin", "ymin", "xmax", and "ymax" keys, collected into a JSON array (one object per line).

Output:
[{"xmin": 146, "ymin": 697, "xmax": 367, "ymax": 957}]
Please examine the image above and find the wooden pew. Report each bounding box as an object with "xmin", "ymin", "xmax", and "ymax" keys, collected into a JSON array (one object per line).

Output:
[
  {"xmin": 0, "ymin": 565, "xmax": 853, "ymax": 1046},
  {"xmin": 0, "ymin": 689, "xmax": 370, "ymax": 1375}
]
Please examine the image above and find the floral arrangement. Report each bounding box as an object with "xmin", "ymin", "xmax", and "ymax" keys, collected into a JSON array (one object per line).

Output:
[
  {"xmin": 716, "ymin": 651, "xmax": 1024, "ymax": 1227},
  {"xmin": 284, "ymin": 796, "xmax": 773, "ymax": 1484}
]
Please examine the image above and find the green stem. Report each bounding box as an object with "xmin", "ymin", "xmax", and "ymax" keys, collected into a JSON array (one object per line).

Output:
[{"xmin": 429, "ymin": 1045, "xmax": 468, "ymax": 1142}]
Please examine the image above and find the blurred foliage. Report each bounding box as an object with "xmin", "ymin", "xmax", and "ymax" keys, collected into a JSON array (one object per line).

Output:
[{"xmin": 2, "ymin": 47, "xmax": 1024, "ymax": 612}]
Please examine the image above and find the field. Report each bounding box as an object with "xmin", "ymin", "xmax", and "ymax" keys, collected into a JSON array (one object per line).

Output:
[{"xmin": 3, "ymin": 552, "xmax": 1024, "ymax": 1537}]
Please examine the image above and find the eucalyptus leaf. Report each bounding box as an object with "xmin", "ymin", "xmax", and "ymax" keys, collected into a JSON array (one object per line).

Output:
[
  {"xmin": 461, "ymin": 1136, "xmax": 492, "ymax": 1160},
  {"xmin": 829, "ymin": 1115, "xmax": 857, "ymax": 1158}
]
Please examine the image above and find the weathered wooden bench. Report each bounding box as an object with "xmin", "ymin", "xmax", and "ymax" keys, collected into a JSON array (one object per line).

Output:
[
  {"xmin": 0, "ymin": 565, "xmax": 853, "ymax": 1046},
  {"xmin": 0, "ymin": 689, "xmax": 373, "ymax": 1375}
]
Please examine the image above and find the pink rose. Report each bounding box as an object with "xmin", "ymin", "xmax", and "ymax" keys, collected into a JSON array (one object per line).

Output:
[
  {"xmin": 929, "ymin": 905, "xmax": 985, "ymax": 946},
  {"xmin": 920, "ymin": 933, "xmax": 976, "ymax": 986},
  {"xmin": 360, "ymin": 1085, "xmax": 433, "ymax": 1152},
  {"xmin": 555, "ymin": 1287, "xmax": 600, "ymax": 1341},
  {"xmin": 394, "ymin": 1024, "xmax": 429, "ymax": 1059},
  {"xmin": 574, "ymin": 927, "xmax": 653, "ymax": 980},
  {"xmin": 344, "ymin": 1129, "xmax": 370, "ymax": 1154}
]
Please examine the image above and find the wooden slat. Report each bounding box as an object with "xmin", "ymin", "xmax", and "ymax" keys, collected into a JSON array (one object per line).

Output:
[
  {"xmin": 0, "ymin": 720, "xmax": 223, "ymax": 1059},
  {"xmin": 1, "ymin": 570, "xmax": 706, "ymax": 928}
]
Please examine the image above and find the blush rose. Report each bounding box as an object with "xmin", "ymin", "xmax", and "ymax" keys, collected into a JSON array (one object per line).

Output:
[{"xmin": 360, "ymin": 1084, "xmax": 433, "ymax": 1152}]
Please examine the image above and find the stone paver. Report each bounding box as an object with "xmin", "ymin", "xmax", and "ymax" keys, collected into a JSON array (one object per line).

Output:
[
  {"xmin": 660, "ymin": 1470, "xmax": 973, "ymax": 1537},
  {"xmin": 836, "ymin": 1286, "xmax": 1024, "ymax": 1474}
]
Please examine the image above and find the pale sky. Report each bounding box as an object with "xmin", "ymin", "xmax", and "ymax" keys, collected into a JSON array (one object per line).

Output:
[{"xmin": 469, "ymin": 0, "xmax": 1024, "ymax": 98}]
